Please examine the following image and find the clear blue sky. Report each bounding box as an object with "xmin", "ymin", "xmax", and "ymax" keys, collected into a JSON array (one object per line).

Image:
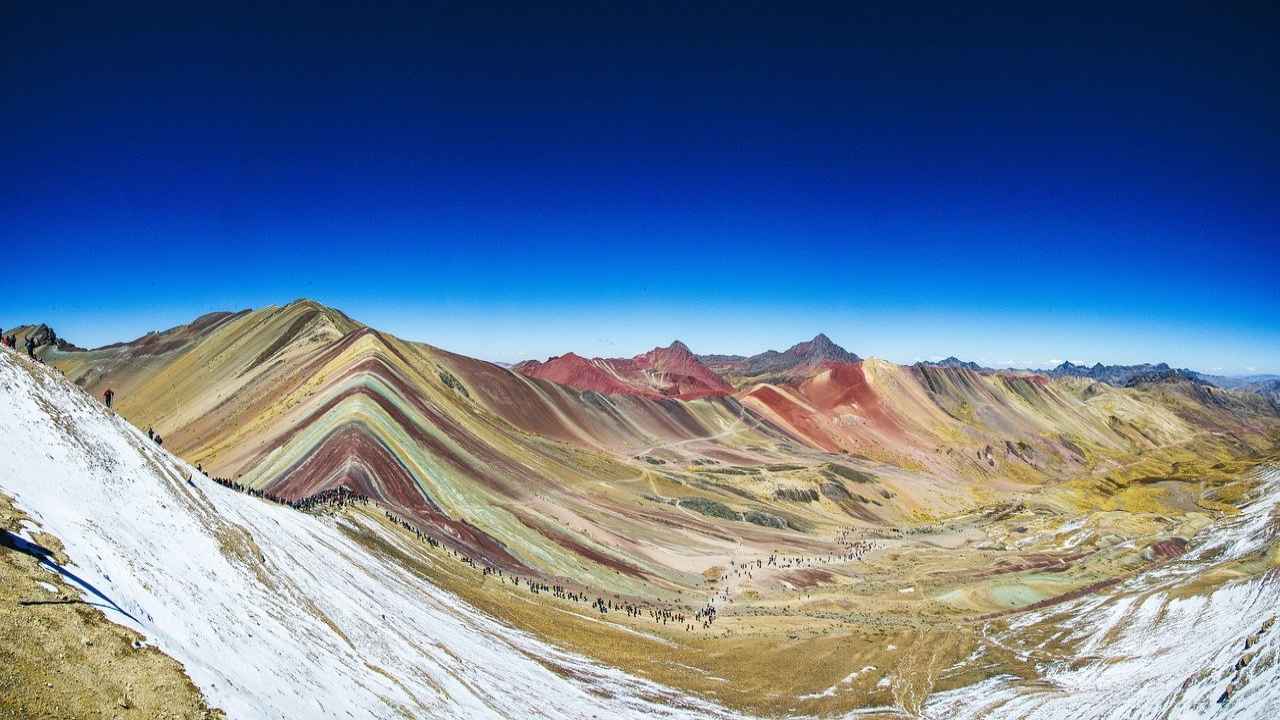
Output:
[{"xmin": 3, "ymin": 3, "xmax": 1277, "ymax": 372}]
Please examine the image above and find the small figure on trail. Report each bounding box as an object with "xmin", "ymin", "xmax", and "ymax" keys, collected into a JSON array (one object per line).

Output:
[
  {"xmin": 103, "ymin": 388, "xmax": 115, "ymax": 408},
  {"xmin": 147, "ymin": 427, "xmax": 154, "ymax": 441},
  {"xmin": 155, "ymin": 435, "xmax": 164, "ymax": 447},
  {"xmin": 25, "ymin": 335, "xmax": 35, "ymax": 358}
]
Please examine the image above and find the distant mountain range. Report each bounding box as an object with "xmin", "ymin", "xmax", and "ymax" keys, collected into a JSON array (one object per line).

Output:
[
  {"xmin": 1239, "ymin": 378, "xmax": 1280, "ymax": 404},
  {"xmin": 1042, "ymin": 361, "xmax": 1279, "ymax": 390},
  {"xmin": 1044, "ymin": 361, "xmax": 1205, "ymax": 387},
  {"xmin": 1195, "ymin": 373, "xmax": 1280, "ymax": 390},
  {"xmin": 919, "ymin": 356, "xmax": 989, "ymax": 372}
]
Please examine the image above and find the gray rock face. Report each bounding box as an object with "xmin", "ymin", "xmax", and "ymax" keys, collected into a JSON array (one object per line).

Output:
[{"xmin": 700, "ymin": 333, "xmax": 860, "ymax": 378}]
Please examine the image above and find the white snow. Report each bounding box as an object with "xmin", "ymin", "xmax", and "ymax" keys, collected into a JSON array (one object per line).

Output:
[{"xmin": 923, "ymin": 466, "xmax": 1280, "ymax": 720}]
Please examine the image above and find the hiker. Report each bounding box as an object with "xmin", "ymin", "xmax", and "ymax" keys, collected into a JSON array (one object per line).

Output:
[
  {"xmin": 147, "ymin": 427, "xmax": 154, "ymax": 441},
  {"xmin": 103, "ymin": 388, "xmax": 114, "ymax": 408},
  {"xmin": 25, "ymin": 335, "xmax": 35, "ymax": 358}
]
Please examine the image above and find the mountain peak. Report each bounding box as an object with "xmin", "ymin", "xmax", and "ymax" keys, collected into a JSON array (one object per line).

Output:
[
  {"xmin": 787, "ymin": 333, "xmax": 858, "ymax": 364},
  {"xmin": 710, "ymin": 333, "xmax": 860, "ymax": 379}
]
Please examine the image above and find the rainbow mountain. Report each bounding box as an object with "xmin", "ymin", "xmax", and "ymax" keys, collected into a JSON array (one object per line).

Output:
[{"xmin": 10, "ymin": 298, "xmax": 1280, "ymax": 716}]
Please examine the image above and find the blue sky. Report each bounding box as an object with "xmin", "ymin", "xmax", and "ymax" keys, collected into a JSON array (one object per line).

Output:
[{"xmin": 2, "ymin": 3, "xmax": 1277, "ymax": 372}]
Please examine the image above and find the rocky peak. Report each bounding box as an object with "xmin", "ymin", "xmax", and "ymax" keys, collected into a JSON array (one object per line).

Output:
[
  {"xmin": 789, "ymin": 333, "xmax": 858, "ymax": 364},
  {"xmin": 8, "ymin": 324, "xmax": 85, "ymax": 352}
]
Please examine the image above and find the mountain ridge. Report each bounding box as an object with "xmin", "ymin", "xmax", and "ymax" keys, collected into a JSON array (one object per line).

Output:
[{"xmin": 1045, "ymin": 360, "xmax": 1209, "ymax": 387}]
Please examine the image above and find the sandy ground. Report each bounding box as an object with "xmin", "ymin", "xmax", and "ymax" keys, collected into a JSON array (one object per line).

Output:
[{"xmin": 0, "ymin": 493, "xmax": 222, "ymax": 720}]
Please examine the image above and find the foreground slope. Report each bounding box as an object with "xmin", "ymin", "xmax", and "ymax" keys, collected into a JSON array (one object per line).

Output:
[{"xmin": 1, "ymin": 492, "xmax": 220, "ymax": 719}]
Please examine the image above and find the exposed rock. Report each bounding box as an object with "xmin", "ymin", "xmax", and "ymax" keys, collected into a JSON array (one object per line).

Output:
[{"xmin": 699, "ymin": 333, "xmax": 860, "ymax": 379}]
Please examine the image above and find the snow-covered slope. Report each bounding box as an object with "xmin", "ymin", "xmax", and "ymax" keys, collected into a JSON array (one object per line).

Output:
[
  {"xmin": 0, "ymin": 351, "xmax": 741, "ymax": 719},
  {"xmin": 925, "ymin": 465, "xmax": 1280, "ymax": 719}
]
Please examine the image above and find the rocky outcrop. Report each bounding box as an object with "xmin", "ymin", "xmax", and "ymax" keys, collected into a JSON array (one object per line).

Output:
[{"xmin": 7, "ymin": 324, "xmax": 85, "ymax": 352}]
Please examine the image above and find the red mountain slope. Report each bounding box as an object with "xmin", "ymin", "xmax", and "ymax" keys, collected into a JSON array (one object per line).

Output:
[{"xmin": 515, "ymin": 341, "xmax": 731, "ymax": 400}]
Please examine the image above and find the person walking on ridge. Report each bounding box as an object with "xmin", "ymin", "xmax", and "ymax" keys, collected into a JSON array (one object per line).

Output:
[{"xmin": 103, "ymin": 388, "xmax": 115, "ymax": 408}]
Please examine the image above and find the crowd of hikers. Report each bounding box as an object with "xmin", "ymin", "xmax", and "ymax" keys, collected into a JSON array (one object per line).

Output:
[
  {"xmin": 834, "ymin": 528, "xmax": 879, "ymax": 562},
  {"xmin": 205, "ymin": 473, "xmax": 372, "ymax": 513},
  {"xmin": 382, "ymin": 505, "xmax": 722, "ymax": 633},
  {"xmin": 378, "ymin": 509, "xmax": 878, "ymax": 636}
]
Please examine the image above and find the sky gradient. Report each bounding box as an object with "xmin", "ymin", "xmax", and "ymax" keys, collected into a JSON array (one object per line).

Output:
[{"xmin": 3, "ymin": 3, "xmax": 1278, "ymax": 372}]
